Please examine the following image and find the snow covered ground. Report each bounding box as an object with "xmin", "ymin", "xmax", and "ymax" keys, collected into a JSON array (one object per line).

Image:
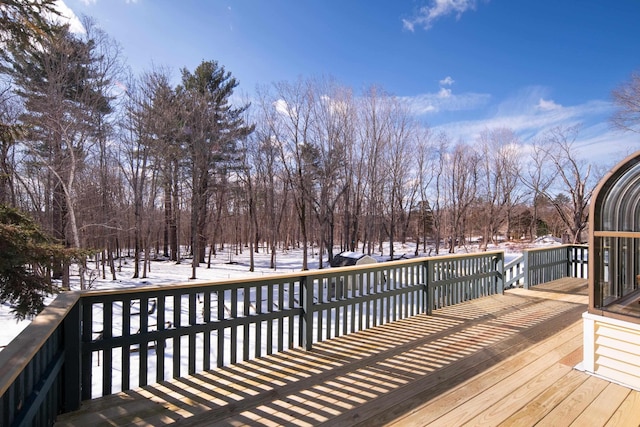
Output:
[{"xmin": 0, "ymin": 239, "xmax": 554, "ymax": 351}]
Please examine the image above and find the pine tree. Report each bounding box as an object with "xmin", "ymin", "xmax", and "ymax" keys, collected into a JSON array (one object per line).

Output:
[
  {"xmin": 0, "ymin": 205, "xmax": 76, "ymax": 319},
  {"xmin": 178, "ymin": 60, "xmax": 253, "ymax": 278},
  {"xmin": 0, "ymin": 0, "xmax": 61, "ymax": 69}
]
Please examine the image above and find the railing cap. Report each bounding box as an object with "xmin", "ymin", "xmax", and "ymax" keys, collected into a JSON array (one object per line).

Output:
[{"xmin": 0, "ymin": 291, "xmax": 80, "ymax": 397}]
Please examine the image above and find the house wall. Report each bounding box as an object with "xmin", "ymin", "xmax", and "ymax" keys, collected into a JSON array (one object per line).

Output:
[{"xmin": 583, "ymin": 312, "xmax": 640, "ymax": 390}]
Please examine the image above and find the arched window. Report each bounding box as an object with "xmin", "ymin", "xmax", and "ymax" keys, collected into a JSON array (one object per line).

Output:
[{"xmin": 590, "ymin": 151, "xmax": 640, "ymax": 322}]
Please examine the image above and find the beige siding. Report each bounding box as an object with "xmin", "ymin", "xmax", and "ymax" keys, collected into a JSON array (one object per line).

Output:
[{"xmin": 584, "ymin": 313, "xmax": 640, "ymax": 390}]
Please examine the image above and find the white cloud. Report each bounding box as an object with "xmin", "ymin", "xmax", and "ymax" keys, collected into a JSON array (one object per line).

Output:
[
  {"xmin": 54, "ymin": 1, "xmax": 85, "ymax": 33},
  {"xmin": 404, "ymin": 0, "xmax": 479, "ymax": 31},
  {"xmin": 273, "ymin": 99, "xmax": 296, "ymax": 119},
  {"xmin": 537, "ymin": 98, "xmax": 561, "ymax": 111},
  {"xmin": 438, "ymin": 87, "xmax": 452, "ymax": 98},
  {"xmin": 439, "ymin": 76, "xmax": 455, "ymax": 86}
]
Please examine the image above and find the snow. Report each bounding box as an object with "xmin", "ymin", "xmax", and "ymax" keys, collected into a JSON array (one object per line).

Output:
[
  {"xmin": 0, "ymin": 246, "xmax": 318, "ymax": 350},
  {"xmin": 0, "ymin": 240, "xmax": 554, "ymax": 351}
]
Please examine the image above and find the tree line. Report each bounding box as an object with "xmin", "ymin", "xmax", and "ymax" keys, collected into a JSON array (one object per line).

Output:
[{"xmin": 1, "ymin": 1, "xmax": 638, "ymax": 317}]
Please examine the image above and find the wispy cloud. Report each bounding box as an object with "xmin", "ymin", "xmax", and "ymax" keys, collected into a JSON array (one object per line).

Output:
[
  {"xmin": 403, "ymin": 0, "xmax": 480, "ymax": 31},
  {"xmin": 403, "ymin": 91, "xmax": 491, "ymax": 114},
  {"xmin": 77, "ymin": 0, "xmax": 138, "ymax": 4},
  {"xmin": 402, "ymin": 75, "xmax": 490, "ymax": 114},
  {"xmin": 437, "ymin": 99, "xmax": 610, "ymax": 141},
  {"xmin": 423, "ymin": 87, "xmax": 636, "ymax": 163}
]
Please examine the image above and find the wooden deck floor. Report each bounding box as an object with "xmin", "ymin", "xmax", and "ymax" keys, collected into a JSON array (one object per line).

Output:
[{"xmin": 55, "ymin": 278, "xmax": 640, "ymax": 426}]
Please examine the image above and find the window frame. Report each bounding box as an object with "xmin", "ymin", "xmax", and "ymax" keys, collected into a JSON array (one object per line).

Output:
[{"xmin": 589, "ymin": 152, "xmax": 640, "ymax": 323}]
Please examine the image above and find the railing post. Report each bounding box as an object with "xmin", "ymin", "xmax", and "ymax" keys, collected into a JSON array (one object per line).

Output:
[
  {"xmin": 495, "ymin": 253, "xmax": 504, "ymax": 294},
  {"xmin": 426, "ymin": 260, "xmax": 433, "ymax": 316},
  {"xmin": 62, "ymin": 299, "xmax": 82, "ymax": 412},
  {"xmin": 523, "ymin": 249, "xmax": 530, "ymax": 290},
  {"xmin": 80, "ymin": 298, "xmax": 93, "ymax": 401},
  {"xmin": 301, "ymin": 275, "xmax": 314, "ymax": 351},
  {"xmin": 423, "ymin": 260, "xmax": 430, "ymax": 315}
]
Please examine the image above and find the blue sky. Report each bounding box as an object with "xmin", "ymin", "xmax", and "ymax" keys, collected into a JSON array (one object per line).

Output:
[{"xmin": 58, "ymin": 0, "xmax": 640, "ymax": 165}]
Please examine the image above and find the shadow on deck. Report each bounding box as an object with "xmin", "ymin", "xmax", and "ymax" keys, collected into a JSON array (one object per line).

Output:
[{"xmin": 55, "ymin": 278, "xmax": 640, "ymax": 426}]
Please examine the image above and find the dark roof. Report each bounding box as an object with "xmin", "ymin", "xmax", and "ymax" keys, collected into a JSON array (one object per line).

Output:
[{"xmin": 329, "ymin": 251, "xmax": 367, "ymax": 267}]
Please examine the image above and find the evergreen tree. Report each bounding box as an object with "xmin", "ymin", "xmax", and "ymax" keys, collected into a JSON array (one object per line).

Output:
[
  {"xmin": 178, "ymin": 60, "xmax": 253, "ymax": 277},
  {"xmin": 0, "ymin": 205, "xmax": 75, "ymax": 319},
  {"xmin": 8, "ymin": 25, "xmax": 112, "ymax": 287},
  {"xmin": 0, "ymin": 0, "xmax": 61, "ymax": 69}
]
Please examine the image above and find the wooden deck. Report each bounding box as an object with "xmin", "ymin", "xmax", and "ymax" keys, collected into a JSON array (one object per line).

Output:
[{"xmin": 55, "ymin": 278, "xmax": 640, "ymax": 426}]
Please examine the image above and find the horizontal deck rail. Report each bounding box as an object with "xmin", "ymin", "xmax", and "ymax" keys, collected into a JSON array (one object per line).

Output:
[{"xmin": 0, "ymin": 245, "xmax": 586, "ymax": 426}]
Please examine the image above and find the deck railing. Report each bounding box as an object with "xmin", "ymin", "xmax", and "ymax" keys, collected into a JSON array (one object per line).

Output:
[
  {"xmin": 504, "ymin": 245, "xmax": 588, "ymax": 289},
  {"xmin": 0, "ymin": 245, "xmax": 585, "ymax": 426},
  {"xmin": 0, "ymin": 293, "xmax": 81, "ymax": 427}
]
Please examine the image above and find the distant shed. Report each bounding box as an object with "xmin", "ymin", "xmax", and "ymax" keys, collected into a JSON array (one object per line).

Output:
[{"xmin": 330, "ymin": 251, "xmax": 377, "ymax": 267}]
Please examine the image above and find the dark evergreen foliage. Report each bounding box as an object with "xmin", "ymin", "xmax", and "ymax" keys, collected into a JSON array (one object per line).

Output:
[
  {"xmin": 0, "ymin": 0, "xmax": 61, "ymax": 68},
  {"xmin": 0, "ymin": 205, "xmax": 75, "ymax": 319}
]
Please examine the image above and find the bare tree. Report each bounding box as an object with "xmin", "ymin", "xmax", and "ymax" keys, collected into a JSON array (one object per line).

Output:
[
  {"xmin": 254, "ymin": 86, "xmax": 290, "ymax": 269},
  {"xmin": 476, "ymin": 128, "xmax": 522, "ymax": 249},
  {"xmin": 308, "ymin": 78, "xmax": 353, "ymax": 267},
  {"xmin": 538, "ymin": 125, "xmax": 598, "ymax": 243},
  {"xmin": 446, "ymin": 142, "xmax": 478, "ymax": 253},
  {"xmin": 522, "ymin": 138, "xmax": 556, "ymax": 239},
  {"xmin": 358, "ymin": 86, "xmax": 393, "ymax": 256},
  {"xmin": 611, "ymin": 71, "xmax": 640, "ymax": 133},
  {"xmin": 383, "ymin": 96, "xmax": 419, "ymax": 259},
  {"xmin": 414, "ymin": 127, "xmax": 435, "ymax": 255},
  {"xmin": 430, "ymin": 132, "xmax": 450, "ymax": 255},
  {"xmin": 267, "ymin": 79, "xmax": 315, "ymax": 270},
  {"xmin": 82, "ymin": 18, "xmax": 123, "ymax": 280},
  {"xmin": 119, "ymin": 73, "xmax": 152, "ymax": 279}
]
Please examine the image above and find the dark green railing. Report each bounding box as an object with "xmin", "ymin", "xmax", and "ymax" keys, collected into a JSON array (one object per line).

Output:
[
  {"xmin": 504, "ymin": 245, "xmax": 588, "ymax": 289},
  {"xmin": 0, "ymin": 246, "xmax": 584, "ymax": 426}
]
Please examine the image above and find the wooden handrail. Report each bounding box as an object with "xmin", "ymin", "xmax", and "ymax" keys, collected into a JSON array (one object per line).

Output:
[{"xmin": 0, "ymin": 292, "xmax": 80, "ymax": 397}]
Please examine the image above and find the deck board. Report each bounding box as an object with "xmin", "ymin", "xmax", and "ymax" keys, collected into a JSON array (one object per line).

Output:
[{"xmin": 55, "ymin": 277, "xmax": 640, "ymax": 426}]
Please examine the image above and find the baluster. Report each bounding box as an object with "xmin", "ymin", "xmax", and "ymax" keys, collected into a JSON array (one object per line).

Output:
[
  {"xmin": 121, "ymin": 298, "xmax": 130, "ymax": 391},
  {"xmin": 172, "ymin": 293, "xmax": 181, "ymax": 378},
  {"xmin": 156, "ymin": 296, "xmax": 165, "ymax": 381},
  {"xmin": 243, "ymin": 286, "xmax": 250, "ymax": 361},
  {"xmin": 230, "ymin": 288, "xmax": 238, "ymax": 363},
  {"xmin": 277, "ymin": 282, "xmax": 285, "ymax": 352},
  {"xmin": 255, "ymin": 285, "xmax": 262, "ymax": 358}
]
